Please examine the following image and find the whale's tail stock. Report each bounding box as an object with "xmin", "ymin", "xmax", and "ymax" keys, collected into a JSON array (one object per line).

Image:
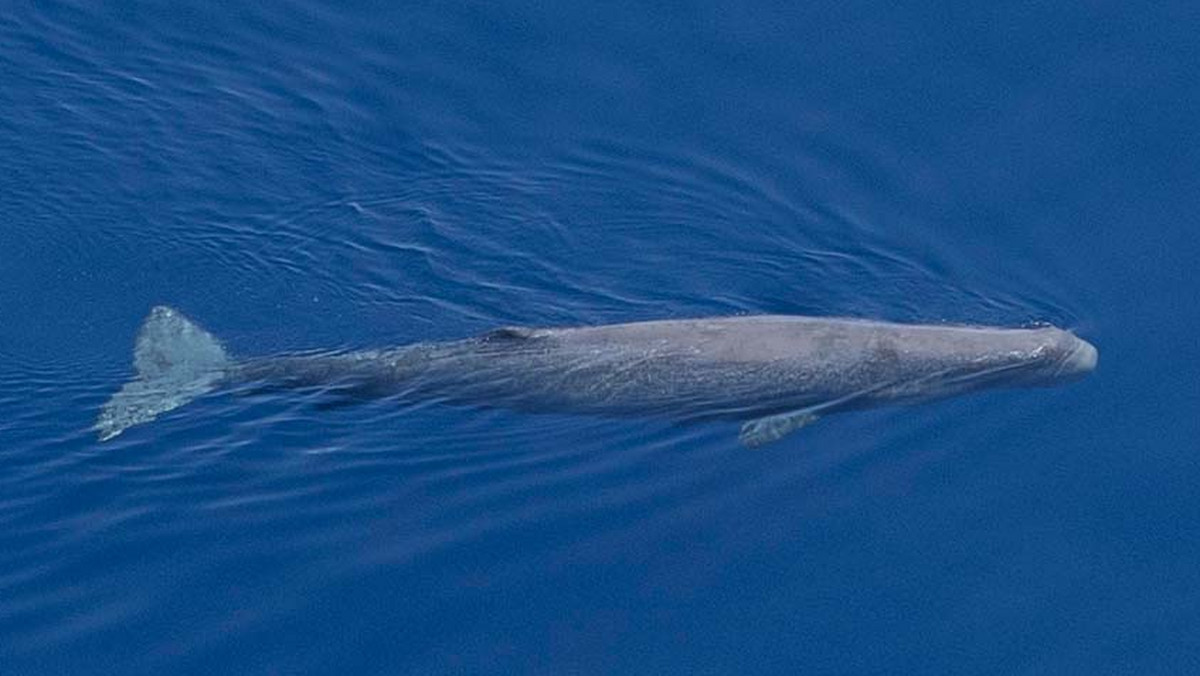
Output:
[{"xmin": 96, "ymin": 306, "xmax": 230, "ymax": 441}]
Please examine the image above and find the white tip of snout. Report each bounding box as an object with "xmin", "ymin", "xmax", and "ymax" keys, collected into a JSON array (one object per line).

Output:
[{"xmin": 1068, "ymin": 339, "xmax": 1099, "ymax": 373}]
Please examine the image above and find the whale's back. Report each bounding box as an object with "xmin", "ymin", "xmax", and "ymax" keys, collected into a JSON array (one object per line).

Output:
[{"xmin": 415, "ymin": 316, "xmax": 1088, "ymax": 419}]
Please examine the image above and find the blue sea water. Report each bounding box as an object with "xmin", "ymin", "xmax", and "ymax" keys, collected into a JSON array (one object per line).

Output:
[{"xmin": 2, "ymin": 1, "xmax": 1199, "ymax": 673}]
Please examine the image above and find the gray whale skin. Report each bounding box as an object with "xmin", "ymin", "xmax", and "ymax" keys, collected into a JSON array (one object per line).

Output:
[{"xmin": 97, "ymin": 307, "xmax": 1097, "ymax": 446}]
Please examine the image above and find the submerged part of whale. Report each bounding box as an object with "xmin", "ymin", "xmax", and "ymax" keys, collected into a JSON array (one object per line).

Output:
[
  {"xmin": 96, "ymin": 307, "xmax": 230, "ymax": 441},
  {"xmin": 96, "ymin": 307, "xmax": 1098, "ymax": 446}
]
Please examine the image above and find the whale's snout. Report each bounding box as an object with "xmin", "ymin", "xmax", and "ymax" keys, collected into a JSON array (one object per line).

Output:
[
  {"xmin": 1057, "ymin": 336, "xmax": 1098, "ymax": 379},
  {"xmin": 1069, "ymin": 339, "xmax": 1098, "ymax": 372}
]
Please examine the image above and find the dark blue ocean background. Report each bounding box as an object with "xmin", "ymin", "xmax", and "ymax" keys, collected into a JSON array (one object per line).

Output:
[{"xmin": 2, "ymin": 1, "xmax": 1198, "ymax": 674}]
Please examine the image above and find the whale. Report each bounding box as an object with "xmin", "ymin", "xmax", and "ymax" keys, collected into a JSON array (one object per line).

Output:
[{"xmin": 96, "ymin": 306, "xmax": 1098, "ymax": 446}]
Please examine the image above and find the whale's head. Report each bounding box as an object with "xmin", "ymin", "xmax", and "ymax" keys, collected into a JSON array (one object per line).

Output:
[
  {"xmin": 1015, "ymin": 327, "xmax": 1098, "ymax": 386},
  {"xmin": 917, "ymin": 325, "xmax": 1098, "ymax": 398}
]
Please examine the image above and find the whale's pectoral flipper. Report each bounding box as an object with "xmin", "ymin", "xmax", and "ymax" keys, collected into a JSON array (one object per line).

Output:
[
  {"xmin": 739, "ymin": 380, "xmax": 906, "ymax": 447},
  {"xmin": 95, "ymin": 306, "xmax": 230, "ymax": 441},
  {"xmin": 739, "ymin": 409, "xmax": 821, "ymax": 448}
]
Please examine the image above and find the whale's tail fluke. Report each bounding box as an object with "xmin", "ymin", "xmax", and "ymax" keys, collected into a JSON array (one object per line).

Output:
[{"xmin": 96, "ymin": 306, "xmax": 230, "ymax": 441}]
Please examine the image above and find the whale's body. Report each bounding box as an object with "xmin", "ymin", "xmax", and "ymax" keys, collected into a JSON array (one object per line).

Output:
[{"xmin": 97, "ymin": 307, "xmax": 1097, "ymax": 445}]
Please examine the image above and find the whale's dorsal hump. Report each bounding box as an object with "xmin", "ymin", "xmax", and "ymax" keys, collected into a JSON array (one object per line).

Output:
[{"xmin": 482, "ymin": 326, "xmax": 544, "ymax": 341}]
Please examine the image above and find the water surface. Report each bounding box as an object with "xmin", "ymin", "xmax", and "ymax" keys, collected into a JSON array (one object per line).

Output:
[{"xmin": 2, "ymin": 2, "xmax": 1199, "ymax": 674}]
